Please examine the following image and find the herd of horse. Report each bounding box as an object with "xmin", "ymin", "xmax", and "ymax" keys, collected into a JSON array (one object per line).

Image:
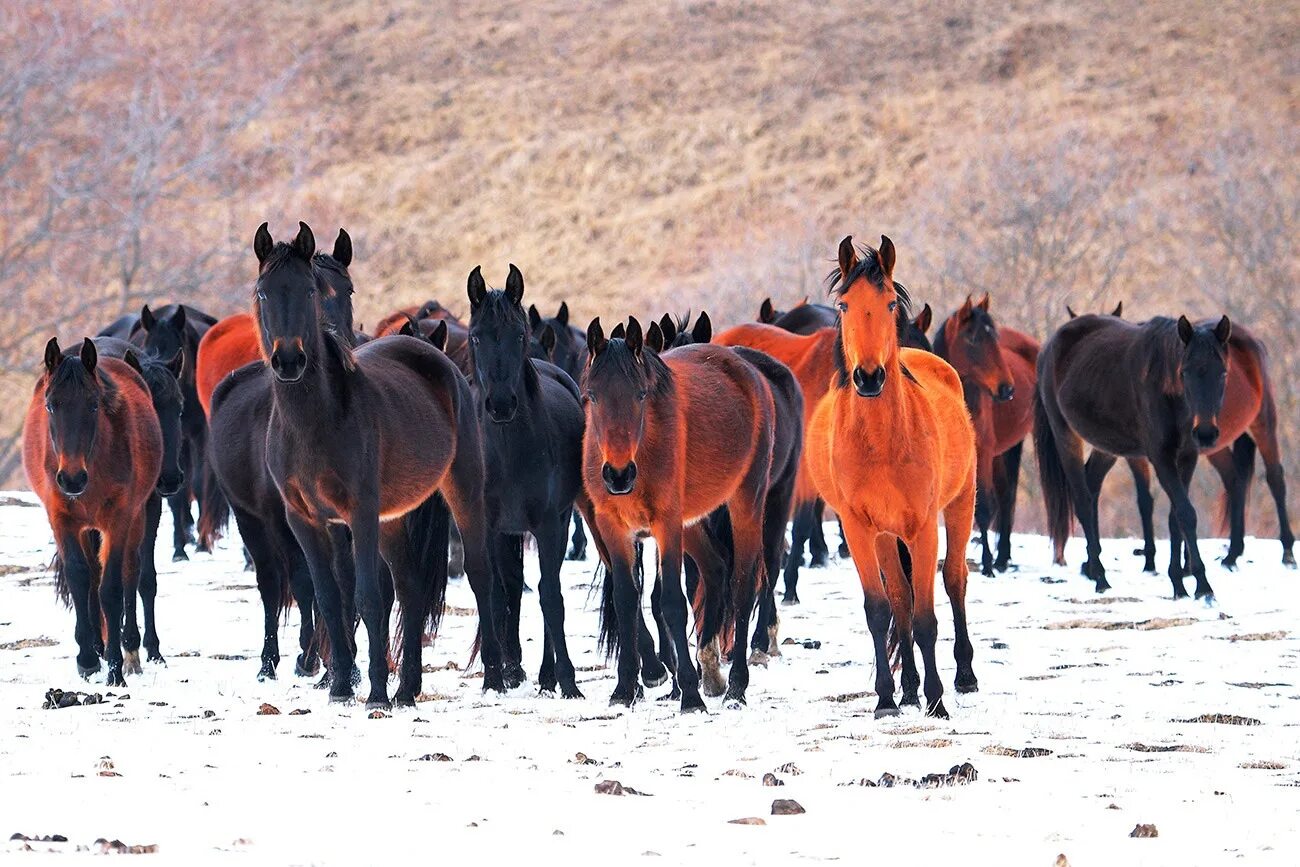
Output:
[{"xmin": 21, "ymin": 223, "xmax": 1293, "ymax": 719}]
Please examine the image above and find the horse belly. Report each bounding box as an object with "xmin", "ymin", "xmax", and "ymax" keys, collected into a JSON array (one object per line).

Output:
[{"xmin": 1057, "ymin": 380, "xmax": 1144, "ymax": 457}]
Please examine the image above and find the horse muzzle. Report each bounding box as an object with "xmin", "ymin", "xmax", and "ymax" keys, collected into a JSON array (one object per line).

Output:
[
  {"xmin": 602, "ymin": 461, "xmax": 637, "ymax": 496},
  {"xmin": 484, "ymin": 393, "xmax": 519, "ymax": 425},
  {"xmin": 56, "ymin": 468, "xmax": 89, "ymax": 498},
  {"xmin": 852, "ymin": 365, "xmax": 886, "ymax": 398},
  {"xmin": 1192, "ymin": 423, "xmax": 1220, "ymax": 449},
  {"xmin": 269, "ymin": 345, "xmax": 307, "ymax": 383},
  {"xmin": 995, "ymin": 382, "xmax": 1015, "ymax": 402},
  {"xmin": 157, "ymin": 470, "xmax": 185, "ymax": 498}
]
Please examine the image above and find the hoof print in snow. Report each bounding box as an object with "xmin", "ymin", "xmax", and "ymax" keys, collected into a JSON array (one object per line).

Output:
[
  {"xmin": 94, "ymin": 838, "xmax": 158, "ymax": 854},
  {"xmin": 256, "ymin": 703, "xmax": 280, "ymax": 715},
  {"xmin": 414, "ymin": 753, "xmax": 453, "ymax": 762},
  {"xmin": 728, "ymin": 817, "xmax": 766, "ymax": 826},
  {"xmin": 761, "ymin": 773, "xmax": 784, "ymax": 787},
  {"xmin": 288, "ymin": 708, "xmax": 311, "ymax": 716},
  {"xmin": 770, "ymin": 799, "xmax": 805, "ymax": 815},
  {"xmin": 595, "ymin": 779, "xmax": 648, "ymax": 796},
  {"xmin": 1129, "ymin": 824, "xmax": 1158, "ymax": 838}
]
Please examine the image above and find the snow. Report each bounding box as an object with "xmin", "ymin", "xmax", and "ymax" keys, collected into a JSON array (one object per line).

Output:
[{"xmin": 0, "ymin": 490, "xmax": 1297, "ymax": 865}]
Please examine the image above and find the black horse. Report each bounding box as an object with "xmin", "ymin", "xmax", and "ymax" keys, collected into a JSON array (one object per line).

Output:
[
  {"xmin": 202, "ymin": 229, "xmax": 371, "ymax": 683},
  {"xmin": 1035, "ymin": 314, "xmax": 1232, "ymax": 600},
  {"xmin": 469, "ymin": 266, "xmax": 587, "ymax": 697},
  {"xmin": 254, "ymin": 221, "xmax": 499, "ymax": 707}
]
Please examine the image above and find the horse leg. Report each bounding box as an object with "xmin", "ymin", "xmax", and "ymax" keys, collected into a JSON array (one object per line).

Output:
[
  {"xmin": 347, "ymin": 493, "xmax": 391, "ymax": 710},
  {"xmin": 684, "ymin": 524, "xmax": 728, "ymax": 699},
  {"xmin": 652, "ymin": 521, "xmax": 705, "ymax": 713},
  {"xmin": 599, "ymin": 527, "xmax": 644, "ymax": 707},
  {"xmin": 1073, "ymin": 449, "xmax": 1115, "ymax": 590},
  {"xmin": 443, "ymin": 454, "xmax": 508, "ymax": 693},
  {"xmin": 487, "ymin": 532, "xmax": 526, "ymax": 689},
  {"xmin": 537, "ymin": 509, "xmax": 582, "ymax": 698},
  {"xmin": 1041, "ymin": 395, "xmax": 1109, "ymax": 587},
  {"xmin": 138, "ymin": 493, "xmax": 164, "ymax": 664},
  {"xmin": 837, "ymin": 517, "xmax": 850, "ymax": 559},
  {"xmin": 751, "ymin": 487, "xmax": 789, "ymax": 658},
  {"xmin": 878, "ymin": 536, "xmax": 919, "ymax": 708},
  {"xmin": 1126, "ymin": 458, "xmax": 1158, "ymax": 572},
  {"xmin": 1207, "ymin": 443, "xmax": 1246, "ymax": 569},
  {"xmin": 381, "ymin": 526, "xmax": 423, "ymax": 708},
  {"xmin": 567, "ymin": 510, "xmax": 588, "ymax": 561},
  {"xmin": 643, "ymin": 543, "xmax": 676, "ymax": 682},
  {"xmin": 784, "ymin": 502, "xmax": 813, "ymax": 604},
  {"xmin": 943, "ymin": 479, "xmax": 978, "ymax": 694},
  {"xmin": 287, "ymin": 513, "xmax": 354, "ymax": 701},
  {"xmin": 1152, "ymin": 452, "xmax": 1213, "ymax": 600},
  {"xmin": 1252, "ymin": 422, "xmax": 1296, "ymax": 567},
  {"xmin": 97, "ymin": 531, "xmax": 129, "ymax": 687},
  {"xmin": 973, "ymin": 482, "xmax": 995, "ymax": 577},
  {"xmin": 840, "ymin": 520, "xmax": 897, "ymax": 718},
  {"xmin": 120, "ymin": 519, "xmax": 144, "ymax": 677},
  {"xmin": 993, "ymin": 442, "xmax": 1022, "ymax": 572},
  {"xmin": 284, "ymin": 538, "xmax": 319, "ymax": 677},
  {"xmin": 906, "ymin": 520, "xmax": 947, "ymax": 718},
  {"xmin": 57, "ymin": 526, "xmax": 101, "ymax": 678},
  {"xmin": 808, "ymin": 499, "xmax": 829, "ymax": 567},
  {"xmin": 168, "ymin": 439, "xmax": 193, "ymax": 560},
  {"xmin": 233, "ymin": 507, "xmax": 283, "ymax": 681}
]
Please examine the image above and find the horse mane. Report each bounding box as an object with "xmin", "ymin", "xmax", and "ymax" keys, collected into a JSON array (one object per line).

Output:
[
  {"xmin": 825, "ymin": 242, "xmax": 913, "ymax": 317},
  {"xmin": 1139, "ymin": 317, "xmax": 1186, "ymax": 390},
  {"xmin": 584, "ymin": 337, "xmax": 674, "ymax": 398},
  {"xmin": 48, "ymin": 357, "xmax": 123, "ymax": 414}
]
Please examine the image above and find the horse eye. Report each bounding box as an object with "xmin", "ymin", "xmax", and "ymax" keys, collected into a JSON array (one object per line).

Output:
[
  {"xmin": 471, "ymin": 335, "xmax": 481, "ymax": 345},
  {"xmin": 837, "ymin": 301, "xmax": 848, "ymax": 313},
  {"xmin": 888, "ymin": 301, "xmax": 898, "ymax": 312},
  {"xmin": 256, "ymin": 290, "xmax": 267, "ymax": 301},
  {"xmin": 637, "ymin": 390, "xmax": 647, "ymax": 401}
]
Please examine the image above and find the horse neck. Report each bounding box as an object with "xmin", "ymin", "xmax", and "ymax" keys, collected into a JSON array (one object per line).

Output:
[
  {"xmin": 270, "ymin": 324, "xmax": 351, "ymax": 426},
  {"xmin": 841, "ymin": 339, "xmax": 913, "ymax": 428}
]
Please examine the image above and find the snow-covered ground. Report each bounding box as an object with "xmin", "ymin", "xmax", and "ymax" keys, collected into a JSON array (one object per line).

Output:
[{"xmin": 0, "ymin": 491, "xmax": 1297, "ymax": 865}]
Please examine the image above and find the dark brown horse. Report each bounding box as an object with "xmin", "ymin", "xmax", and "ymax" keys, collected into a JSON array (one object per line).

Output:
[
  {"xmin": 24, "ymin": 338, "xmax": 162, "ymax": 685},
  {"xmin": 253, "ymin": 221, "xmax": 500, "ymax": 707},
  {"xmin": 1036, "ymin": 313, "xmax": 1232, "ymax": 600},
  {"xmin": 934, "ymin": 294, "xmax": 1039, "ymax": 575}
]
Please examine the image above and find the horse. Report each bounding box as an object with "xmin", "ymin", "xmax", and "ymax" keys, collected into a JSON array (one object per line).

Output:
[
  {"xmin": 933, "ymin": 294, "xmax": 1039, "ymax": 575},
  {"xmin": 253, "ymin": 221, "xmax": 499, "ymax": 707},
  {"xmin": 196, "ymin": 230, "xmax": 357, "ymax": 417},
  {"xmin": 24, "ymin": 338, "xmax": 163, "ymax": 686},
  {"xmin": 467, "ymin": 266, "xmax": 587, "ymax": 697},
  {"xmin": 582, "ymin": 317, "xmax": 774, "ymax": 710},
  {"xmin": 758, "ymin": 297, "xmax": 837, "ymax": 333},
  {"xmin": 69, "ymin": 337, "xmax": 186, "ymax": 666},
  {"xmin": 647, "ymin": 318, "xmax": 803, "ymax": 673},
  {"xmin": 1035, "ymin": 312, "xmax": 1233, "ymax": 600},
  {"xmin": 372, "ymin": 300, "xmax": 462, "ymax": 338},
  {"xmin": 806, "ymin": 235, "xmax": 978, "ymax": 719},
  {"xmin": 127, "ymin": 303, "xmax": 217, "ymax": 560}
]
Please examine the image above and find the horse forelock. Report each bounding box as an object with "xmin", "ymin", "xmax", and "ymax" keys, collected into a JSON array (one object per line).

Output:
[
  {"xmin": 584, "ymin": 338, "xmax": 673, "ymax": 399},
  {"xmin": 826, "ymin": 243, "xmax": 912, "ymax": 316}
]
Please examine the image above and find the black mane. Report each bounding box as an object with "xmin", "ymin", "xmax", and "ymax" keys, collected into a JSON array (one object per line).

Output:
[
  {"xmin": 825, "ymin": 243, "xmax": 913, "ymax": 318},
  {"xmin": 583, "ymin": 337, "xmax": 674, "ymax": 399}
]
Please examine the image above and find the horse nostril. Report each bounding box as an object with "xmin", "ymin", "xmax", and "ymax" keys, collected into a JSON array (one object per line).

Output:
[
  {"xmin": 601, "ymin": 461, "xmax": 637, "ymax": 494},
  {"xmin": 852, "ymin": 366, "xmax": 885, "ymax": 397}
]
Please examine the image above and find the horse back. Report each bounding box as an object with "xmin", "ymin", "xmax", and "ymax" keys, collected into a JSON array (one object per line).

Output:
[{"xmin": 197, "ymin": 313, "xmax": 260, "ymax": 418}]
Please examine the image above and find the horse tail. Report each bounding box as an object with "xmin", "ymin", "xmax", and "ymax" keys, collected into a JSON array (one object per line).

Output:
[
  {"xmin": 1033, "ymin": 385, "xmax": 1072, "ymax": 562},
  {"xmin": 594, "ymin": 539, "xmax": 646, "ymax": 660},
  {"xmin": 195, "ymin": 453, "xmax": 230, "ymax": 551},
  {"xmin": 391, "ymin": 492, "xmax": 451, "ymax": 669},
  {"xmin": 51, "ymin": 551, "xmax": 70, "ymax": 608},
  {"xmin": 1217, "ymin": 435, "xmax": 1256, "ymax": 535},
  {"xmin": 695, "ymin": 509, "xmax": 735, "ymax": 655}
]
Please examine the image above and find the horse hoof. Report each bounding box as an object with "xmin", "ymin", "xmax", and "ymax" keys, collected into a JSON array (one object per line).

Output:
[
  {"xmin": 393, "ymin": 696, "xmax": 417, "ymax": 709},
  {"xmin": 1283, "ymin": 552, "xmax": 1296, "ymax": 568},
  {"xmin": 561, "ymin": 685, "xmax": 585, "ymax": 700},
  {"xmin": 365, "ymin": 699, "xmax": 392, "ymax": 712},
  {"xmin": 926, "ymin": 700, "xmax": 950, "ymax": 720},
  {"xmin": 122, "ymin": 650, "xmax": 142, "ymax": 675},
  {"xmin": 565, "ymin": 547, "xmax": 586, "ymax": 562},
  {"xmin": 257, "ymin": 666, "xmax": 277, "ymax": 682},
  {"xmin": 701, "ymin": 673, "xmax": 726, "ymax": 698},
  {"xmin": 680, "ymin": 694, "xmax": 708, "ymax": 714},
  {"xmin": 294, "ymin": 654, "xmax": 320, "ymax": 678},
  {"xmin": 1197, "ymin": 590, "xmax": 1216, "ymax": 606},
  {"xmin": 146, "ymin": 650, "xmax": 166, "ymax": 665},
  {"xmin": 748, "ymin": 650, "xmax": 770, "ymax": 667},
  {"xmin": 172, "ymin": 551, "xmax": 189, "ymax": 563},
  {"xmin": 873, "ymin": 705, "xmax": 901, "ymax": 719},
  {"xmin": 900, "ymin": 692, "xmax": 921, "ymax": 708},
  {"xmin": 1220, "ymin": 557, "xmax": 1238, "ymax": 571},
  {"xmin": 1093, "ymin": 578, "xmax": 1111, "ymax": 593},
  {"xmin": 781, "ymin": 594, "xmax": 800, "ymax": 606},
  {"xmin": 609, "ymin": 689, "xmax": 638, "ymax": 708},
  {"xmin": 838, "ymin": 543, "xmax": 851, "ymax": 559},
  {"xmin": 723, "ymin": 689, "xmax": 747, "ymax": 708},
  {"xmin": 328, "ymin": 692, "xmax": 354, "ymax": 704},
  {"xmin": 106, "ymin": 668, "xmax": 127, "ymax": 688},
  {"xmin": 483, "ymin": 669, "xmax": 507, "ymax": 694},
  {"xmin": 504, "ymin": 663, "xmax": 527, "ymax": 690},
  {"xmin": 809, "ymin": 554, "xmax": 829, "ymax": 569},
  {"xmin": 77, "ymin": 660, "xmax": 101, "ymax": 679},
  {"xmin": 640, "ymin": 664, "xmax": 669, "ymax": 689}
]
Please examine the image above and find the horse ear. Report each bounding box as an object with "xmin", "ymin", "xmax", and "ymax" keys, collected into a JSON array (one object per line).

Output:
[
  {"xmin": 914, "ymin": 303, "xmax": 932, "ymax": 334},
  {"xmin": 1066, "ymin": 305, "xmax": 1078, "ymax": 319},
  {"xmin": 170, "ymin": 305, "xmax": 187, "ymax": 332},
  {"xmin": 140, "ymin": 304, "xmax": 156, "ymax": 332},
  {"xmin": 1214, "ymin": 315, "xmax": 1231, "ymax": 345},
  {"xmin": 556, "ymin": 301, "xmax": 570, "ymax": 327},
  {"xmin": 399, "ymin": 314, "xmax": 417, "ymax": 337},
  {"xmin": 658, "ymin": 313, "xmax": 676, "ymax": 347},
  {"xmin": 586, "ymin": 317, "xmax": 607, "ymax": 358},
  {"xmin": 878, "ymin": 235, "xmax": 896, "ymax": 278},
  {"xmin": 959, "ymin": 295, "xmax": 973, "ymax": 320},
  {"xmin": 505, "ymin": 263, "xmax": 524, "ymax": 306},
  {"xmin": 292, "ymin": 221, "xmax": 316, "ymax": 260},
  {"xmin": 837, "ymin": 235, "xmax": 858, "ymax": 284},
  {"xmin": 80, "ymin": 337, "xmax": 97, "ymax": 373},
  {"xmin": 430, "ymin": 319, "xmax": 449, "ymax": 352},
  {"xmin": 645, "ymin": 320, "xmax": 664, "ymax": 354},
  {"xmin": 539, "ymin": 323, "xmax": 556, "ymax": 357},
  {"xmin": 1112, "ymin": 301, "xmax": 1124, "ymax": 317},
  {"xmin": 165, "ymin": 347, "xmax": 185, "ymax": 377},
  {"xmin": 254, "ymin": 222, "xmax": 273, "ymax": 265},
  {"xmin": 1177, "ymin": 315, "xmax": 1194, "ymax": 344},
  {"xmin": 610, "ymin": 322, "xmax": 626, "ymax": 340},
  {"xmin": 332, "ymin": 228, "xmax": 352, "ymax": 267},
  {"xmin": 759, "ymin": 298, "xmax": 775, "ymax": 323},
  {"xmin": 977, "ymin": 293, "xmax": 990, "ymax": 312},
  {"xmin": 467, "ymin": 266, "xmax": 487, "ymax": 309},
  {"xmin": 692, "ymin": 310, "xmax": 712, "ymax": 343},
  {"xmin": 123, "ymin": 348, "xmax": 143, "ymax": 376},
  {"xmin": 625, "ymin": 317, "xmax": 643, "ymax": 358},
  {"xmin": 528, "ymin": 304, "xmax": 542, "ymax": 331},
  {"xmin": 44, "ymin": 337, "xmax": 62, "ymax": 374}
]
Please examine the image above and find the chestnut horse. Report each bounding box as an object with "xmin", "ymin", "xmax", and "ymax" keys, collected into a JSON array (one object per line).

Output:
[
  {"xmin": 253, "ymin": 221, "xmax": 499, "ymax": 707},
  {"xmin": 372, "ymin": 300, "xmax": 462, "ymax": 337},
  {"xmin": 1036, "ymin": 313, "xmax": 1232, "ymax": 600},
  {"xmin": 196, "ymin": 229, "xmax": 357, "ymax": 418},
  {"xmin": 933, "ymin": 294, "xmax": 1039, "ymax": 575},
  {"xmin": 24, "ymin": 338, "xmax": 162, "ymax": 686},
  {"xmin": 583, "ymin": 317, "xmax": 774, "ymax": 710},
  {"xmin": 806, "ymin": 236, "xmax": 978, "ymax": 719}
]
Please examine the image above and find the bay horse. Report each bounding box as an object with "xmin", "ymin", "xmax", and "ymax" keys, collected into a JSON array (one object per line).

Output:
[
  {"xmin": 468, "ymin": 266, "xmax": 587, "ymax": 697},
  {"xmin": 24, "ymin": 338, "xmax": 162, "ymax": 686},
  {"xmin": 933, "ymin": 294, "xmax": 1039, "ymax": 575},
  {"xmin": 196, "ymin": 229, "xmax": 357, "ymax": 417},
  {"xmin": 131, "ymin": 303, "xmax": 217, "ymax": 560},
  {"xmin": 806, "ymin": 235, "xmax": 978, "ymax": 719},
  {"xmin": 372, "ymin": 299, "xmax": 462, "ymax": 338},
  {"xmin": 253, "ymin": 221, "xmax": 499, "ymax": 707},
  {"xmin": 1035, "ymin": 312, "xmax": 1232, "ymax": 600},
  {"xmin": 69, "ymin": 337, "xmax": 186, "ymax": 669},
  {"xmin": 583, "ymin": 317, "xmax": 774, "ymax": 710}
]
